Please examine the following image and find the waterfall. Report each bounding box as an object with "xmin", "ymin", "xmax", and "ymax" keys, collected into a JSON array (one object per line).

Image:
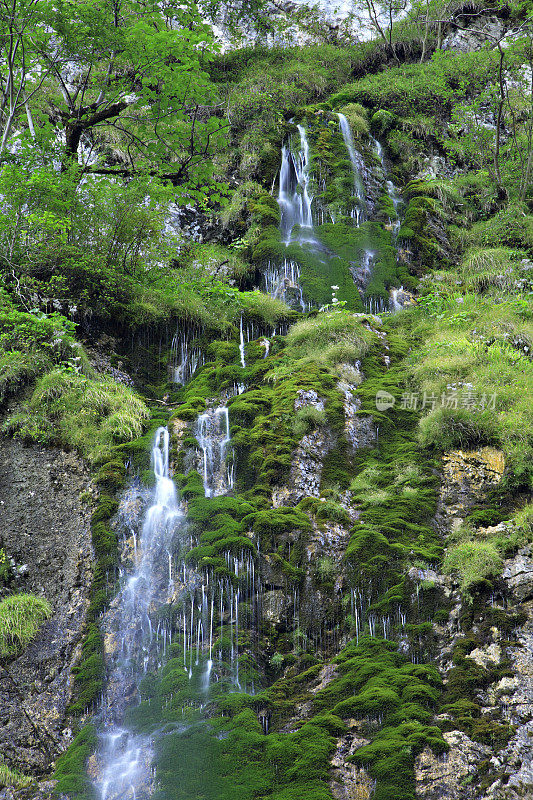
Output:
[
  {"xmin": 94, "ymin": 428, "xmax": 183, "ymax": 800},
  {"xmin": 263, "ymin": 258, "xmax": 306, "ymax": 311},
  {"xmin": 263, "ymin": 124, "xmax": 320, "ymax": 309},
  {"xmin": 239, "ymin": 315, "xmax": 246, "ymax": 368},
  {"xmin": 169, "ymin": 328, "xmax": 204, "ymax": 385},
  {"xmin": 278, "ymin": 125, "xmax": 313, "ymax": 243},
  {"xmin": 350, "ymin": 249, "xmax": 375, "ymax": 293},
  {"xmin": 371, "ymin": 135, "xmax": 404, "ymax": 235},
  {"xmin": 196, "ymin": 406, "xmax": 234, "ymax": 497},
  {"xmin": 338, "ymin": 113, "xmax": 367, "ymax": 224}
]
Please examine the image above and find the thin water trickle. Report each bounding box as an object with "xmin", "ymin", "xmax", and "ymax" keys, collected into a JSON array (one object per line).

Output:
[
  {"xmin": 196, "ymin": 406, "xmax": 234, "ymax": 498},
  {"xmin": 169, "ymin": 330, "xmax": 204, "ymax": 385},
  {"xmin": 239, "ymin": 315, "xmax": 246, "ymax": 368},
  {"xmin": 338, "ymin": 112, "xmax": 367, "ymax": 222},
  {"xmin": 371, "ymin": 136, "xmax": 404, "ymax": 235}
]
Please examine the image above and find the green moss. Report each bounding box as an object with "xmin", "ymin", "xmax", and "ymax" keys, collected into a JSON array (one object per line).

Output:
[
  {"xmin": 53, "ymin": 725, "xmax": 98, "ymax": 799},
  {"xmin": 184, "ymin": 496, "xmax": 258, "ymax": 576},
  {"xmin": 371, "ymin": 109, "xmax": 396, "ymax": 134},
  {"xmin": 68, "ymin": 624, "xmax": 105, "ymax": 715},
  {"xmin": 310, "ymin": 637, "xmax": 445, "ymax": 800}
]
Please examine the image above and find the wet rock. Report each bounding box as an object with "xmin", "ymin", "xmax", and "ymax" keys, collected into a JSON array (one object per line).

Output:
[
  {"xmin": 487, "ymin": 599, "xmax": 533, "ymax": 798},
  {"xmin": 415, "ymin": 730, "xmax": 491, "ymax": 799},
  {"xmin": 273, "ymin": 391, "xmax": 335, "ymax": 506},
  {"xmin": 436, "ymin": 447, "xmax": 505, "ymax": 533},
  {"xmin": 389, "ymin": 286, "xmax": 417, "ymax": 311},
  {"xmin": 339, "ymin": 381, "xmax": 376, "ymax": 451},
  {"xmin": 330, "ymin": 733, "xmax": 374, "ymax": 800},
  {"xmin": 262, "ymin": 590, "xmax": 290, "ymax": 625},
  {"xmin": 84, "ymin": 339, "xmax": 135, "ymax": 386}
]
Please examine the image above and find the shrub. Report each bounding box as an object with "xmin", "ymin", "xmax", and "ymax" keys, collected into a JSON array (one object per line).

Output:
[{"xmin": 467, "ymin": 204, "xmax": 533, "ymax": 252}]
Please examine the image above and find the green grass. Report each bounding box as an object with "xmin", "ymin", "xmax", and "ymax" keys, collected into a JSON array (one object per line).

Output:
[
  {"xmin": 0, "ymin": 760, "xmax": 33, "ymax": 789},
  {"xmin": 387, "ymin": 287, "xmax": 533, "ymax": 486},
  {"xmin": 4, "ymin": 369, "xmax": 150, "ymax": 463},
  {"xmin": 444, "ymin": 540, "xmax": 503, "ymax": 594},
  {"xmin": 0, "ymin": 594, "xmax": 52, "ymax": 657},
  {"xmin": 330, "ymin": 49, "xmax": 498, "ymax": 121},
  {"xmin": 266, "ymin": 310, "xmax": 375, "ymax": 380}
]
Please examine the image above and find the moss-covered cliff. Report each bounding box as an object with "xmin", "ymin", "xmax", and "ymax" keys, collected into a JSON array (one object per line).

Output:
[{"xmin": 0, "ymin": 2, "xmax": 532, "ymax": 800}]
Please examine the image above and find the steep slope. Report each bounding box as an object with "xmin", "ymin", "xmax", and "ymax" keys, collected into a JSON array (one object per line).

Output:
[{"xmin": 0, "ymin": 4, "xmax": 532, "ymax": 800}]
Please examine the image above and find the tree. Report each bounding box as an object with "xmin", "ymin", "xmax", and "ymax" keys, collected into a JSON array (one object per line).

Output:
[
  {"xmin": 0, "ymin": 0, "xmax": 228, "ymax": 199},
  {"xmin": 0, "ymin": 0, "xmax": 59, "ymax": 157},
  {"xmin": 348, "ymin": 0, "xmax": 409, "ymax": 60}
]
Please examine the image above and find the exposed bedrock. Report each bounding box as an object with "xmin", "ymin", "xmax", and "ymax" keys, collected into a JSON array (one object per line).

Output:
[{"xmin": 0, "ymin": 438, "xmax": 93, "ymax": 776}]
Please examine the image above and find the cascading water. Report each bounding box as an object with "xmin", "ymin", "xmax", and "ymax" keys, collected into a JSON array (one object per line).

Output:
[
  {"xmin": 196, "ymin": 406, "xmax": 234, "ymax": 497},
  {"xmin": 264, "ymin": 124, "xmax": 321, "ymax": 310},
  {"xmin": 338, "ymin": 112, "xmax": 367, "ymax": 224},
  {"xmin": 372, "ymin": 135, "xmax": 404, "ymax": 236},
  {"xmin": 94, "ymin": 428, "xmax": 183, "ymax": 800},
  {"xmin": 239, "ymin": 314, "xmax": 246, "ymax": 368},
  {"xmin": 278, "ymin": 124, "xmax": 313, "ymax": 242}
]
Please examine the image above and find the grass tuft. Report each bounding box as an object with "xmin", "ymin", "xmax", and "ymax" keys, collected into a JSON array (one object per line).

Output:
[{"xmin": 0, "ymin": 593, "xmax": 52, "ymax": 657}]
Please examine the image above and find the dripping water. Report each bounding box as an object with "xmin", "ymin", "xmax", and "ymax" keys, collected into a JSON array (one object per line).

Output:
[
  {"xmin": 196, "ymin": 406, "xmax": 234, "ymax": 498},
  {"xmin": 338, "ymin": 112, "xmax": 367, "ymax": 223}
]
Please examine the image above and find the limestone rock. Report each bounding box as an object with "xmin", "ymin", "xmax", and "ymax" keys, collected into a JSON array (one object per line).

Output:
[
  {"xmin": 437, "ymin": 447, "xmax": 505, "ymax": 533},
  {"xmin": 415, "ymin": 730, "xmax": 491, "ymax": 799},
  {"xmin": 502, "ymin": 550, "xmax": 533, "ymax": 602},
  {"xmin": 330, "ymin": 733, "xmax": 374, "ymax": 800},
  {"xmin": 442, "ymin": 15, "xmax": 506, "ymax": 52},
  {"xmin": 262, "ymin": 590, "xmax": 290, "ymax": 625},
  {"xmin": 0, "ymin": 439, "xmax": 93, "ymax": 774},
  {"xmin": 469, "ymin": 642, "xmax": 501, "ymax": 668}
]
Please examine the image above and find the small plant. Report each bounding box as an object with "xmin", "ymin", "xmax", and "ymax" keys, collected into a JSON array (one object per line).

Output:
[
  {"xmin": 0, "ymin": 594, "xmax": 52, "ymax": 658},
  {"xmin": 444, "ymin": 541, "xmax": 503, "ymax": 594},
  {"xmin": 316, "ymin": 556, "xmax": 336, "ymax": 582},
  {"xmin": 0, "ymin": 760, "xmax": 33, "ymax": 789},
  {"xmin": 292, "ymin": 405, "xmax": 327, "ymax": 437},
  {"xmin": 270, "ymin": 652, "xmax": 284, "ymax": 671}
]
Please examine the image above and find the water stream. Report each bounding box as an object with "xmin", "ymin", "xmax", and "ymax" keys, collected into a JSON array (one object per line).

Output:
[
  {"xmin": 264, "ymin": 124, "xmax": 322, "ymax": 310},
  {"xmin": 338, "ymin": 112, "xmax": 367, "ymax": 224},
  {"xmin": 196, "ymin": 405, "xmax": 234, "ymax": 498},
  {"xmin": 372, "ymin": 135, "xmax": 404, "ymax": 236},
  {"xmin": 94, "ymin": 428, "xmax": 182, "ymax": 800}
]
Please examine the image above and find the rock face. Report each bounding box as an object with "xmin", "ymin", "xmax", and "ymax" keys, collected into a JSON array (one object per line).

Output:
[
  {"xmin": 437, "ymin": 447, "xmax": 506, "ymax": 533},
  {"xmin": 488, "ymin": 594, "xmax": 533, "ymax": 799},
  {"xmin": 416, "ymin": 731, "xmax": 491, "ymax": 799},
  {"xmin": 330, "ymin": 733, "xmax": 374, "ymax": 800},
  {"xmin": 273, "ymin": 390, "xmax": 335, "ymax": 506},
  {"xmin": 416, "ymin": 447, "xmax": 533, "ymax": 800},
  {"xmin": 0, "ymin": 438, "xmax": 93, "ymax": 774},
  {"xmin": 442, "ymin": 15, "xmax": 506, "ymax": 52}
]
